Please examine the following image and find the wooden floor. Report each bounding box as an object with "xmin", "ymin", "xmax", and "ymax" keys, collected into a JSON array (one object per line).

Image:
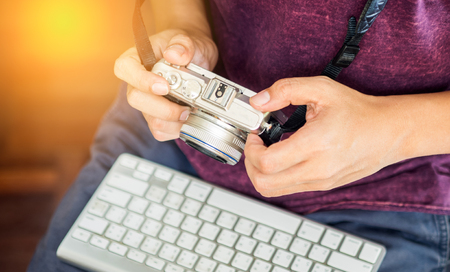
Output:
[{"xmin": 0, "ymin": 0, "xmax": 156, "ymax": 271}]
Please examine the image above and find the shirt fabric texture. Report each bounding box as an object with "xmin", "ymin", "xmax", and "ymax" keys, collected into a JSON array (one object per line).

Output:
[{"xmin": 176, "ymin": 0, "xmax": 450, "ymax": 215}]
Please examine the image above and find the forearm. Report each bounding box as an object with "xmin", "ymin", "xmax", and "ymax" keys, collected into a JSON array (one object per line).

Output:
[
  {"xmin": 386, "ymin": 90, "xmax": 450, "ymax": 161},
  {"xmin": 150, "ymin": 0, "xmax": 211, "ymax": 37}
]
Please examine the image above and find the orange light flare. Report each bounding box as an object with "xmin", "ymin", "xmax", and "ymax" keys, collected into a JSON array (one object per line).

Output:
[{"xmin": 16, "ymin": 0, "xmax": 109, "ymax": 64}]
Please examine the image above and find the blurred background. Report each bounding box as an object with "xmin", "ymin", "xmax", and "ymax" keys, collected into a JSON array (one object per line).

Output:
[{"xmin": 0, "ymin": 0, "xmax": 153, "ymax": 270}]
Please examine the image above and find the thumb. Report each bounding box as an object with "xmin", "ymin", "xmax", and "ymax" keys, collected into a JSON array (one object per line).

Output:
[
  {"xmin": 163, "ymin": 34, "xmax": 197, "ymax": 67},
  {"xmin": 250, "ymin": 77, "xmax": 321, "ymax": 112}
]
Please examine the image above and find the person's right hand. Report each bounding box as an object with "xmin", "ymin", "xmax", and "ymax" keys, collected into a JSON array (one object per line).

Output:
[{"xmin": 114, "ymin": 29, "xmax": 218, "ymax": 141}]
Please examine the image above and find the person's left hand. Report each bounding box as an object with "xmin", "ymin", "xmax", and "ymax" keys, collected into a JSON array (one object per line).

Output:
[{"xmin": 245, "ymin": 76, "xmax": 408, "ymax": 197}]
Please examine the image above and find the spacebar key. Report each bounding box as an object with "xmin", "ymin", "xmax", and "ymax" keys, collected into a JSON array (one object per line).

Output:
[
  {"xmin": 328, "ymin": 251, "xmax": 373, "ymax": 272},
  {"xmin": 207, "ymin": 188, "xmax": 301, "ymax": 235}
]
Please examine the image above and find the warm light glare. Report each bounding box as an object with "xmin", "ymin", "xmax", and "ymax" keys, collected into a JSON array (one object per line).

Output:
[{"xmin": 19, "ymin": 0, "xmax": 106, "ymax": 63}]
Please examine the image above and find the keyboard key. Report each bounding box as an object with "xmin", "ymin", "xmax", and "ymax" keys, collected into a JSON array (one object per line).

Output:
[
  {"xmin": 168, "ymin": 175, "xmax": 190, "ymax": 194},
  {"xmin": 105, "ymin": 223, "xmax": 126, "ymax": 241},
  {"xmin": 252, "ymin": 225, "xmax": 274, "ymax": 243},
  {"xmin": 207, "ymin": 189, "xmax": 301, "ymax": 235},
  {"xmin": 177, "ymin": 250, "xmax": 198, "ymax": 269},
  {"xmin": 107, "ymin": 173, "xmax": 149, "ymax": 197},
  {"xmin": 320, "ymin": 229, "xmax": 344, "ymax": 250},
  {"xmin": 198, "ymin": 205, "xmax": 220, "ymax": 223},
  {"xmin": 163, "ymin": 192, "xmax": 185, "ymax": 210},
  {"xmin": 120, "ymin": 157, "xmax": 138, "ymax": 169},
  {"xmin": 146, "ymin": 185, "xmax": 167, "ymax": 203},
  {"xmin": 196, "ymin": 257, "xmax": 217, "ymax": 272},
  {"xmin": 159, "ymin": 225, "xmax": 181, "ymax": 244},
  {"xmin": 216, "ymin": 264, "xmax": 236, "ymax": 272},
  {"xmin": 88, "ymin": 200, "xmax": 109, "ymax": 217},
  {"xmin": 231, "ymin": 252, "xmax": 253, "ymax": 271},
  {"xmin": 181, "ymin": 216, "xmax": 202, "ymax": 234},
  {"xmin": 339, "ymin": 236, "xmax": 362, "ymax": 256},
  {"xmin": 195, "ymin": 239, "xmax": 216, "ymax": 257},
  {"xmin": 327, "ymin": 251, "xmax": 373, "ymax": 272},
  {"xmin": 291, "ymin": 256, "xmax": 313, "ymax": 272},
  {"xmin": 298, "ymin": 221, "xmax": 325, "ymax": 243},
  {"xmin": 177, "ymin": 232, "xmax": 198, "ymax": 250},
  {"xmin": 123, "ymin": 230, "xmax": 144, "ymax": 248},
  {"xmin": 97, "ymin": 187, "xmax": 131, "ymax": 208},
  {"xmin": 254, "ymin": 243, "xmax": 275, "ymax": 261},
  {"xmin": 154, "ymin": 169, "xmax": 173, "ymax": 181},
  {"xmin": 359, "ymin": 243, "xmax": 382, "ymax": 264},
  {"xmin": 79, "ymin": 214, "xmax": 108, "ymax": 235},
  {"xmin": 312, "ymin": 263, "xmax": 332, "ymax": 272},
  {"xmin": 272, "ymin": 266, "xmax": 290, "ymax": 272},
  {"xmin": 141, "ymin": 218, "xmax": 163, "ymax": 237},
  {"xmin": 105, "ymin": 206, "xmax": 127, "ymax": 223},
  {"xmin": 146, "ymin": 256, "xmax": 165, "ymax": 270},
  {"xmin": 271, "ymin": 231, "xmax": 292, "ymax": 249},
  {"xmin": 141, "ymin": 237, "xmax": 162, "ymax": 255},
  {"xmin": 235, "ymin": 236, "xmax": 257, "ymax": 254},
  {"xmin": 217, "ymin": 229, "xmax": 239, "ymax": 248},
  {"xmin": 109, "ymin": 242, "xmax": 128, "ymax": 256},
  {"xmin": 127, "ymin": 249, "xmax": 146, "ymax": 263},
  {"xmin": 216, "ymin": 211, "xmax": 238, "ymax": 229},
  {"xmin": 132, "ymin": 170, "xmax": 150, "ymax": 181},
  {"xmin": 163, "ymin": 210, "xmax": 185, "ymax": 227},
  {"xmin": 146, "ymin": 203, "xmax": 167, "ymax": 221},
  {"xmin": 165, "ymin": 263, "xmax": 184, "ymax": 272},
  {"xmin": 159, "ymin": 243, "xmax": 181, "ymax": 262},
  {"xmin": 137, "ymin": 162, "xmax": 155, "ymax": 175},
  {"xmin": 213, "ymin": 245, "xmax": 235, "ymax": 264},
  {"xmin": 185, "ymin": 181, "xmax": 212, "ymax": 202},
  {"xmin": 234, "ymin": 218, "xmax": 256, "ymax": 236},
  {"xmin": 250, "ymin": 259, "xmax": 271, "ymax": 272},
  {"xmin": 71, "ymin": 228, "xmax": 91, "ymax": 242},
  {"xmin": 90, "ymin": 235, "xmax": 109, "ymax": 249},
  {"xmin": 308, "ymin": 244, "xmax": 330, "ymax": 263},
  {"xmin": 128, "ymin": 196, "xmax": 149, "ymax": 214},
  {"xmin": 123, "ymin": 212, "xmax": 145, "ymax": 230},
  {"xmin": 198, "ymin": 222, "xmax": 220, "ymax": 241},
  {"xmin": 289, "ymin": 237, "xmax": 312, "ymax": 256},
  {"xmin": 180, "ymin": 198, "xmax": 202, "ymax": 216},
  {"xmin": 272, "ymin": 249, "xmax": 294, "ymax": 268}
]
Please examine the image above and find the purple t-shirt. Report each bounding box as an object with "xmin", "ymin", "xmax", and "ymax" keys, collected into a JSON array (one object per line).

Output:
[{"xmin": 177, "ymin": 0, "xmax": 450, "ymax": 215}]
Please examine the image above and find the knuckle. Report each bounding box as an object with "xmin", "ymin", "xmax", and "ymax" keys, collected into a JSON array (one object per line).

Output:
[
  {"xmin": 257, "ymin": 153, "xmax": 276, "ymax": 175},
  {"xmin": 149, "ymin": 118, "xmax": 166, "ymax": 131},
  {"xmin": 315, "ymin": 75, "xmax": 334, "ymax": 89},
  {"xmin": 126, "ymin": 87, "xmax": 140, "ymax": 108},
  {"xmin": 274, "ymin": 78, "xmax": 295, "ymax": 100}
]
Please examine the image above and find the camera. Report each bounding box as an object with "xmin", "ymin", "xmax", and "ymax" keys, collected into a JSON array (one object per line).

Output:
[{"xmin": 152, "ymin": 59, "xmax": 275, "ymax": 165}]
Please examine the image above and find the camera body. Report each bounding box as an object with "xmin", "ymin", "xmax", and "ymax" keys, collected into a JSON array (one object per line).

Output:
[{"xmin": 152, "ymin": 59, "xmax": 271, "ymax": 165}]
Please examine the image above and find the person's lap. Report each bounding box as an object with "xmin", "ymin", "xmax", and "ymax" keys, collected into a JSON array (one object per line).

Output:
[{"xmin": 27, "ymin": 83, "xmax": 450, "ymax": 272}]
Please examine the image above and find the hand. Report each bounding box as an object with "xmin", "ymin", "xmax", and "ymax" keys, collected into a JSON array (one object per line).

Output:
[
  {"xmin": 114, "ymin": 29, "xmax": 218, "ymax": 141},
  {"xmin": 245, "ymin": 76, "xmax": 407, "ymax": 197}
]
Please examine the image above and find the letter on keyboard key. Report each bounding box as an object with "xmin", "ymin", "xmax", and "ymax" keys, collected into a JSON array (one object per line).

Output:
[
  {"xmin": 289, "ymin": 237, "xmax": 312, "ymax": 256},
  {"xmin": 88, "ymin": 200, "xmax": 109, "ymax": 217},
  {"xmin": 109, "ymin": 242, "xmax": 128, "ymax": 256},
  {"xmin": 320, "ymin": 229, "xmax": 344, "ymax": 250},
  {"xmin": 127, "ymin": 249, "xmax": 146, "ymax": 263},
  {"xmin": 79, "ymin": 215, "xmax": 108, "ymax": 235},
  {"xmin": 253, "ymin": 225, "xmax": 274, "ymax": 243},
  {"xmin": 298, "ymin": 221, "xmax": 325, "ymax": 243},
  {"xmin": 127, "ymin": 196, "xmax": 149, "ymax": 214},
  {"xmin": 177, "ymin": 250, "xmax": 198, "ymax": 269},
  {"xmin": 97, "ymin": 187, "xmax": 131, "ymax": 208},
  {"xmin": 250, "ymin": 259, "xmax": 272, "ymax": 272},
  {"xmin": 107, "ymin": 173, "xmax": 149, "ymax": 197},
  {"xmin": 195, "ymin": 239, "xmax": 216, "ymax": 257},
  {"xmin": 231, "ymin": 252, "xmax": 253, "ymax": 271},
  {"xmin": 90, "ymin": 235, "xmax": 109, "ymax": 249},
  {"xmin": 216, "ymin": 264, "xmax": 236, "ymax": 272},
  {"xmin": 272, "ymin": 249, "xmax": 294, "ymax": 268},
  {"xmin": 339, "ymin": 236, "xmax": 362, "ymax": 256},
  {"xmin": 154, "ymin": 168, "xmax": 173, "ymax": 181},
  {"xmin": 165, "ymin": 263, "xmax": 184, "ymax": 272},
  {"xmin": 273, "ymin": 266, "xmax": 290, "ymax": 272},
  {"xmin": 271, "ymin": 231, "xmax": 292, "ymax": 249},
  {"xmin": 168, "ymin": 175, "xmax": 190, "ymax": 194},
  {"xmin": 311, "ymin": 263, "xmax": 332, "ymax": 272},
  {"xmin": 308, "ymin": 244, "xmax": 330, "ymax": 263},
  {"xmin": 177, "ymin": 232, "xmax": 198, "ymax": 250},
  {"xmin": 254, "ymin": 243, "xmax": 276, "ymax": 261},
  {"xmin": 141, "ymin": 237, "xmax": 162, "ymax": 255},
  {"xmin": 199, "ymin": 223, "xmax": 220, "ymax": 241},
  {"xmin": 195, "ymin": 257, "xmax": 217, "ymax": 272},
  {"xmin": 146, "ymin": 256, "xmax": 165, "ymax": 270},
  {"xmin": 71, "ymin": 228, "xmax": 91, "ymax": 242},
  {"xmin": 185, "ymin": 181, "xmax": 211, "ymax": 202},
  {"xmin": 105, "ymin": 224, "xmax": 126, "ymax": 241},
  {"xmin": 159, "ymin": 244, "xmax": 181, "ymax": 262},
  {"xmin": 216, "ymin": 211, "xmax": 238, "ymax": 229},
  {"xmin": 359, "ymin": 243, "xmax": 382, "ymax": 264},
  {"xmin": 146, "ymin": 185, "xmax": 167, "ymax": 203},
  {"xmin": 141, "ymin": 219, "xmax": 163, "ymax": 237},
  {"xmin": 327, "ymin": 251, "xmax": 373, "ymax": 272},
  {"xmin": 291, "ymin": 256, "xmax": 313, "ymax": 272},
  {"xmin": 137, "ymin": 162, "xmax": 154, "ymax": 175},
  {"xmin": 213, "ymin": 245, "xmax": 235, "ymax": 264},
  {"xmin": 234, "ymin": 218, "xmax": 256, "ymax": 236},
  {"xmin": 180, "ymin": 198, "xmax": 202, "ymax": 216},
  {"xmin": 123, "ymin": 230, "xmax": 144, "ymax": 248}
]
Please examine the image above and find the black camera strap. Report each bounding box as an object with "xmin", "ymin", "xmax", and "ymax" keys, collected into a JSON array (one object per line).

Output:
[
  {"xmin": 261, "ymin": 0, "xmax": 388, "ymax": 146},
  {"xmin": 132, "ymin": 0, "xmax": 389, "ymax": 146}
]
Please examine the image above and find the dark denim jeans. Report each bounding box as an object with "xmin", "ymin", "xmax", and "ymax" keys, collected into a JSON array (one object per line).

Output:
[{"xmin": 28, "ymin": 83, "xmax": 450, "ymax": 272}]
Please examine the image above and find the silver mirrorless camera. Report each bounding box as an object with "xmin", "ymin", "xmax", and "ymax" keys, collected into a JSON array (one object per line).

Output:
[{"xmin": 152, "ymin": 59, "xmax": 273, "ymax": 165}]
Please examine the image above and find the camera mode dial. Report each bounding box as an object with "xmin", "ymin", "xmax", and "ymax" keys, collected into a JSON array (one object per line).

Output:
[
  {"xmin": 165, "ymin": 71, "xmax": 182, "ymax": 90},
  {"xmin": 182, "ymin": 79, "xmax": 202, "ymax": 99}
]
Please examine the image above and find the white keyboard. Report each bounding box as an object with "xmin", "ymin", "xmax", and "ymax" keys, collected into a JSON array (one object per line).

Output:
[{"xmin": 57, "ymin": 153, "xmax": 386, "ymax": 272}]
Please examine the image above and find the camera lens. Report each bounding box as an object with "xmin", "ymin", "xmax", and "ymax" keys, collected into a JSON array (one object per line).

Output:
[{"xmin": 184, "ymin": 140, "xmax": 227, "ymax": 164}]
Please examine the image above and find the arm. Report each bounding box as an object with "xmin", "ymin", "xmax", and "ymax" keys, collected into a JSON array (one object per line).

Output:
[
  {"xmin": 244, "ymin": 76, "xmax": 450, "ymax": 197},
  {"xmin": 114, "ymin": 0, "xmax": 217, "ymax": 141}
]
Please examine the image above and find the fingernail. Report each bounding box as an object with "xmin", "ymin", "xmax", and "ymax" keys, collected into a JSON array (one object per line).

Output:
[
  {"xmin": 165, "ymin": 44, "xmax": 185, "ymax": 57},
  {"xmin": 152, "ymin": 83, "xmax": 169, "ymax": 95},
  {"xmin": 251, "ymin": 90, "xmax": 270, "ymax": 106},
  {"xmin": 180, "ymin": 110, "xmax": 190, "ymax": 121}
]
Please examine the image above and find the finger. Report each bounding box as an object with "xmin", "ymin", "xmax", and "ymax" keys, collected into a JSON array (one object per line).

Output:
[
  {"xmin": 142, "ymin": 114, "xmax": 182, "ymax": 141},
  {"xmin": 115, "ymin": 47, "xmax": 170, "ymax": 95},
  {"xmin": 127, "ymin": 85, "xmax": 191, "ymax": 121},
  {"xmin": 250, "ymin": 76, "xmax": 334, "ymax": 112},
  {"xmin": 244, "ymin": 133, "xmax": 308, "ymax": 175}
]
